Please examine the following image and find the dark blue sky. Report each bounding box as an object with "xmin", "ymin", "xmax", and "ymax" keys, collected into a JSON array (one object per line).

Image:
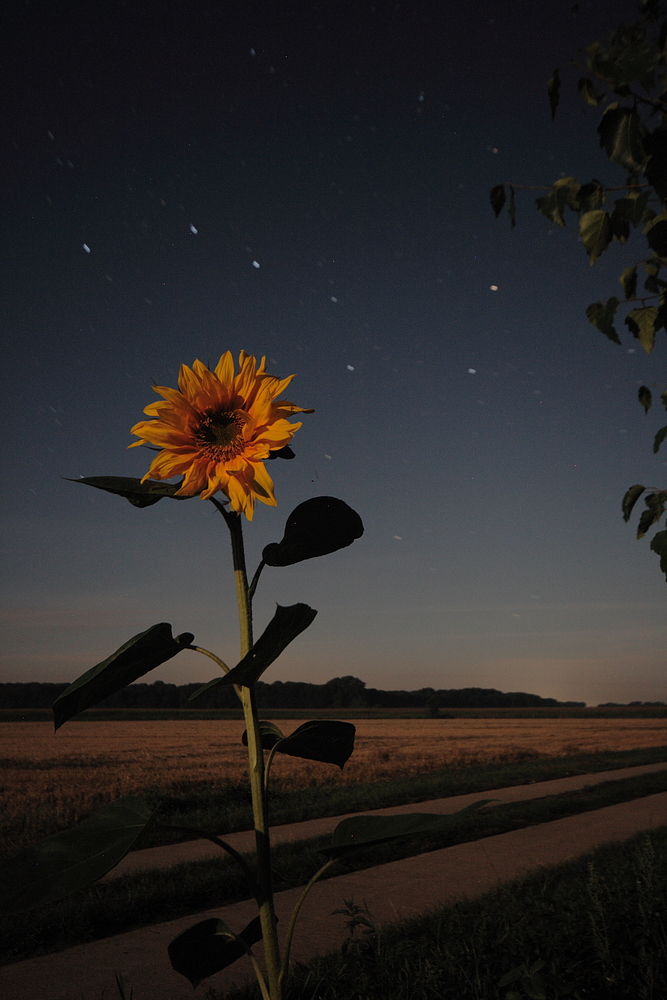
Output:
[{"xmin": 2, "ymin": 0, "xmax": 665, "ymax": 704}]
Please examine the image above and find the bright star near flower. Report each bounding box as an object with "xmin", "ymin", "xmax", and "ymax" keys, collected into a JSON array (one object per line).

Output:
[
  {"xmin": 468, "ymin": 368, "xmax": 476, "ymax": 374},
  {"xmin": 347, "ymin": 365, "xmax": 354, "ymax": 371},
  {"xmin": 83, "ymin": 244, "xmax": 90, "ymax": 253},
  {"xmin": 252, "ymin": 260, "xmax": 260, "ymax": 268},
  {"xmin": 189, "ymin": 225, "xmax": 198, "ymax": 234},
  {"xmin": 490, "ymin": 284, "xmax": 498, "ymax": 291}
]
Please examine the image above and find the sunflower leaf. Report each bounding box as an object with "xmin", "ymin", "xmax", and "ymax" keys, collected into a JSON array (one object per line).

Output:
[
  {"xmin": 0, "ymin": 796, "xmax": 158, "ymax": 915},
  {"xmin": 68, "ymin": 476, "xmax": 195, "ymax": 507},
  {"xmin": 321, "ymin": 801, "xmax": 493, "ymax": 859},
  {"xmin": 242, "ymin": 720, "xmax": 356, "ymax": 768},
  {"xmin": 168, "ymin": 916, "xmax": 265, "ymax": 988},
  {"xmin": 263, "ymin": 496, "xmax": 364, "ymax": 567},
  {"xmin": 53, "ymin": 624, "xmax": 195, "ymax": 730},
  {"xmin": 191, "ymin": 604, "xmax": 317, "ymax": 695}
]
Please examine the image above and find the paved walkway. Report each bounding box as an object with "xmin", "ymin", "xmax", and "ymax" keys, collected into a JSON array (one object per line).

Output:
[{"xmin": 1, "ymin": 764, "xmax": 666, "ymax": 1000}]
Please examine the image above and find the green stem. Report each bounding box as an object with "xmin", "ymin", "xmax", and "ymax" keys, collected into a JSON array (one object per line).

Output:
[
  {"xmin": 190, "ymin": 645, "xmax": 231, "ymax": 673},
  {"xmin": 213, "ymin": 499, "xmax": 282, "ymax": 1000},
  {"xmin": 278, "ymin": 858, "xmax": 335, "ymax": 989}
]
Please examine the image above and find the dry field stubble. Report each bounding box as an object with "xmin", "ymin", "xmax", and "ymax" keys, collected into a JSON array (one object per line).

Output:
[{"xmin": 1, "ymin": 717, "xmax": 666, "ymax": 853}]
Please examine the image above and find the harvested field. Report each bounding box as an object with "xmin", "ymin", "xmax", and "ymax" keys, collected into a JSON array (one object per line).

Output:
[{"xmin": 1, "ymin": 717, "xmax": 666, "ymax": 854}]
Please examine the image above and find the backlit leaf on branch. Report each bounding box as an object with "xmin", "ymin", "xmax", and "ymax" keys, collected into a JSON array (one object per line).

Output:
[
  {"xmin": 650, "ymin": 530, "xmax": 667, "ymax": 582},
  {"xmin": 579, "ymin": 209, "xmax": 612, "ymax": 263},
  {"xmin": 577, "ymin": 77, "xmax": 605, "ymax": 106},
  {"xmin": 53, "ymin": 624, "xmax": 194, "ymax": 730},
  {"xmin": 597, "ymin": 106, "xmax": 646, "ymax": 172},
  {"xmin": 638, "ymin": 385, "xmax": 652, "ymax": 413},
  {"xmin": 490, "ymin": 184, "xmax": 506, "ymax": 218},
  {"xmin": 169, "ymin": 916, "xmax": 265, "ymax": 988},
  {"xmin": 620, "ymin": 265, "xmax": 638, "ymax": 300},
  {"xmin": 586, "ymin": 297, "xmax": 620, "ymax": 343},
  {"xmin": 68, "ymin": 476, "xmax": 194, "ymax": 508},
  {"xmin": 242, "ymin": 720, "xmax": 355, "ymax": 768},
  {"xmin": 263, "ymin": 497, "xmax": 364, "ymax": 567},
  {"xmin": 0, "ymin": 796, "xmax": 158, "ymax": 915},
  {"xmin": 645, "ymin": 214, "xmax": 667, "ymax": 257},
  {"xmin": 654, "ymin": 426, "xmax": 667, "ymax": 454},
  {"xmin": 636, "ymin": 492, "xmax": 667, "ymax": 539},
  {"xmin": 622, "ymin": 484, "xmax": 646, "ymax": 523},
  {"xmin": 625, "ymin": 306, "xmax": 658, "ymax": 353}
]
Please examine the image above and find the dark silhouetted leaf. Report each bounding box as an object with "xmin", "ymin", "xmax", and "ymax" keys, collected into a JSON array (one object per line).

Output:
[
  {"xmin": 508, "ymin": 184, "xmax": 516, "ymax": 228},
  {"xmin": 53, "ymin": 624, "xmax": 194, "ymax": 730},
  {"xmin": 645, "ymin": 215, "xmax": 667, "ymax": 257},
  {"xmin": 586, "ymin": 297, "xmax": 620, "ymax": 343},
  {"xmin": 620, "ymin": 265, "xmax": 638, "ymax": 300},
  {"xmin": 266, "ymin": 446, "xmax": 295, "ymax": 461},
  {"xmin": 597, "ymin": 106, "xmax": 646, "ymax": 172},
  {"xmin": 490, "ymin": 184, "xmax": 506, "ymax": 218},
  {"xmin": 625, "ymin": 306, "xmax": 658, "ymax": 353},
  {"xmin": 0, "ymin": 796, "xmax": 158, "ymax": 915},
  {"xmin": 649, "ymin": 529, "xmax": 667, "ymax": 582},
  {"xmin": 577, "ymin": 77, "xmax": 605, "ymax": 106},
  {"xmin": 637, "ymin": 492, "xmax": 667, "ymax": 539},
  {"xmin": 191, "ymin": 604, "xmax": 317, "ymax": 696},
  {"xmin": 262, "ymin": 497, "xmax": 364, "ymax": 567},
  {"xmin": 579, "ymin": 209, "xmax": 612, "ymax": 263},
  {"xmin": 321, "ymin": 801, "xmax": 492, "ymax": 859},
  {"xmin": 622, "ymin": 484, "xmax": 646, "ymax": 522},
  {"xmin": 68, "ymin": 476, "xmax": 194, "ymax": 507},
  {"xmin": 654, "ymin": 425, "xmax": 667, "ymax": 454},
  {"xmin": 242, "ymin": 720, "xmax": 355, "ymax": 767},
  {"xmin": 638, "ymin": 385, "xmax": 652, "ymax": 414},
  {"xmin": 169, "ymin": 916, "xmax": 265, "ymax": 988},
  {"xmin": 548, "ymin": 67, "xmax": 560, "ymax": 120}
]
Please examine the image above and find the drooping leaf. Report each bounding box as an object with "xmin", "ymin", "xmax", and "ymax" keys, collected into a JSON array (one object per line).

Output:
[
  {"xmin": 321, "ymin": 801, "xmax": 492, "ymax": 860},
  {"xmin": 576, "ymin": 180, "xmax": 605, "ymax": 214},
  {"xmin": 577, "ymin": 77, "xmax": 605, "ymax": 106},
  {"xmin": 262, "ymin": 497, "xmax": 364, "ymax": 567},
  {"xmin": 53, "ymin": 624, "xmax": 194, "ymax": 730},
  {"xmin": 68, "ymin": 476, "xmax": 193, "ymax": 508},
  {"xmin": 638, "ymin": 385, "xmax": 652, "ymax": 414},
  {"xmin": 535, "ymin": 178, "xmax": 578, "ymax": 228},
  {"xmin": 0, "ymin": 796, "xmax": 158, "ymax": 915},
  {"xmin": 548, "ymin": 67, "xmax": 560, "ymax": 120},
  {"xmin": 586, "ymin": 297, "xmax": 620, "ymax": 343},
  {"xmin": 277, "ymin": 720, "xmax": 356, "ymax": 768},
  {"xmin": 654, "ymin": 425, "xmax": 667, "ymax": 454},
  {"xmin": 508, "ymin": 184, "xmax": 516, "ymax": 229},
  {"xmin": 168, "ymin": 916, "xmax": 265, "ymax": 988},
  {"xmin": 242, "ymin": 720, "xmax": 355, "ymax": 767},
  {"xmin": 490, "ymin": 184, "xmax": 506, "ymax": 218},
  {"xmin": 579, "ymin": 209, "xmax": 612, "ymax": 264},
  {"xmin": 191, "ymin": 604, "xmax": 317, "ymax": 696},
  {"xmin": 661, "ymin": 391, "xmax": 667, "ymax": 413},
  {"xmin": 620, "ymin": 265, "xmax": 638, "ymax": 300},
  {"xmin": 645, "ymin": 214, "xmax": 667, "ymax": 258},
  {"xmin": 597, "ymin": 106, "xmax": 646, "ymax": 172},
  {"xmin": 609, "ymin": 202, "xmax": 631, "ymax": 243},
  {"xmin": 649, "ymin": 529, "xmax": 667, "ymax": 582},
  {"xmin": 622, "ymin": 483, "xmax": 646, "ymax": 523},
  {"xmin": 644, "ymin": 126, "xmax": 667, "ymax": 204},
  {"xmin": 637, "ymin": 492, "xmax": 667, "ymax": 539},
  {"xmin": 625, "ymin": 306, "xmax": 659, "ymax": 353}
]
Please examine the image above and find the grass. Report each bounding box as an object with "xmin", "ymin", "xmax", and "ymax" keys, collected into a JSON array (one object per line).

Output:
[
  {"xmin": 213, "ymin": 826, "xmax": 666, "ymax": 1000},
  {"xmin": 1, "ymin": 764, "xmax": 665, "ymax": 967}
]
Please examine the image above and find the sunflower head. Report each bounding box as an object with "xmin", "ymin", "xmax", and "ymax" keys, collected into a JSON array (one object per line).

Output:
[{"xmin": 129, "ymin": 351, "xmax": 312, "ymax": 519}]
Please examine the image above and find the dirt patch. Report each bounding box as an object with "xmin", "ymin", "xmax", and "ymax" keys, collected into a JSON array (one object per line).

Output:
[{"xmin": 1, "ymin": 717, "xmax": 665, "ymax": 852}]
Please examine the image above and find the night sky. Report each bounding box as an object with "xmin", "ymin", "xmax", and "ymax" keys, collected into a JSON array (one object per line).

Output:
[{"xmin": 2, "ymin": 0, "xmax": 665, "ymax": 705}]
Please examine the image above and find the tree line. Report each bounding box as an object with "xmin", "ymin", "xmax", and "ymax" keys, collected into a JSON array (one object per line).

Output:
[{"xmin": 0, "ymin": 676, "xmax": 585, "ymax": 710}]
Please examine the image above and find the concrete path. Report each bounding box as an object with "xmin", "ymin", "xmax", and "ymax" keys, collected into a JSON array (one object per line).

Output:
[
  {"xmin": 104, "ymin": 760, "xmax": 667, "ymax": 880},
  {"xmin": 1, "ymin": 765, "xmax": 666, "ymax": 1000}
]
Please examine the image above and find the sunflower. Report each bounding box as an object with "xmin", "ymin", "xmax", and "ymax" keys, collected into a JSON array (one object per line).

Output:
[{"xmin": 129, "ymin": 351, "xmax": 312, "ymax": 519}]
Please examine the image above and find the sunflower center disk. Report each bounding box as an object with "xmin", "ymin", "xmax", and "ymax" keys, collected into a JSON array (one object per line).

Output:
[{"xmin": 195, "ymin": 410, "xmax": 246, "ymax": 460}]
